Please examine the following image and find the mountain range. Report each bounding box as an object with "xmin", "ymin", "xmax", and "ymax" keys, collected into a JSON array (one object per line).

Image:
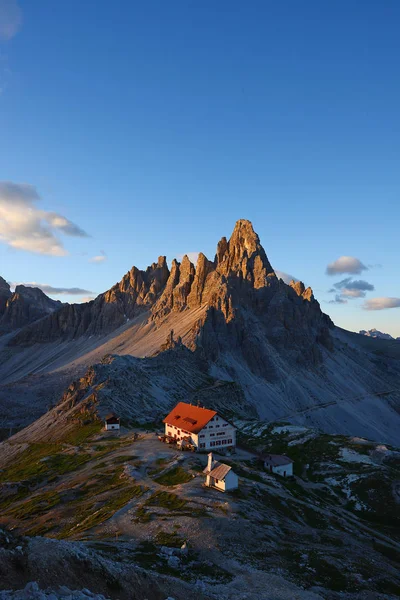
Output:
[
  {"xmin": 1, "ymin": 219, "xmax": 400, "ymax": 445},
  {"xmin": 359, "ymin": 328, "xmax": 400, "ymax": 341}
]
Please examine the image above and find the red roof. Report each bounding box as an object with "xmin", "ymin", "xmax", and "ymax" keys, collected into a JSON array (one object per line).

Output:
[{"xmin": 163, "ymin": 402, "xmax": 217, "ymax": 434}]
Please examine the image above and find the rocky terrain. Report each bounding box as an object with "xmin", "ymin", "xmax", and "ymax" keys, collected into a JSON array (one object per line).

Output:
[
  {"xmin": 1, "ymin": 219, "xmax": 400, "ymax": 445},
  {"xmin": 359, "ymin": 329, "xmax": 400, "ymax": 341},
  {"xmin": 0, "ymin": 424, "xmax": 399, "ymax": 599},
  {"xmin": 0, "ymin": 279, "xmax": 61, "ymax": 335}
]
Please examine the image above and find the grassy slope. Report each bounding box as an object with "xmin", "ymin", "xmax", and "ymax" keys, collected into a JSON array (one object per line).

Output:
[{"xmin": 0, "ymin": 421, "xmax": 399, "ymax": 595}]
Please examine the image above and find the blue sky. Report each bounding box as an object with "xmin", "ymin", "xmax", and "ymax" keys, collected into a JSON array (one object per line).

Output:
[{"xmin": 1, "ymin": 1, "xmax": 399, "ymax": 335}]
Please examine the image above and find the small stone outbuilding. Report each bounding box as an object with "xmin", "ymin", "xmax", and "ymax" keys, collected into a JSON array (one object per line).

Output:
[
  {"xmin": 263, "ymin": 454, "xmax": 293, "ymax": 477},
  {"xmin": 105, "ymin": 413, "xmax": 120, "ymax": 431},
  {"xmin": 203, "ymin": 452, "xmax": 238, "ymax": 492}
]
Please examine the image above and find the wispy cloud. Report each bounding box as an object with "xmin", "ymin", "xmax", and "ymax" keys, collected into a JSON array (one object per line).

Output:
[
  {"xmin": 326, "ymin": 256, "xmax": 368, "ymax": 276},
  {"xmin": 363, "ymin": 297, "xmax": 400, "ymax": 311},
  {"xmin": 11, "ymin": 282, "xmax": 93, "ymax": 296},
  {"xmin": 0, "ymin": 181, "xmax": 89, "ymax": 256},
  {"xmin": 329, "ymin": 277, "xmax": 375, "ymax": 299},
  {"xmin": 0, "ymin": 0, "xmax": 22, "ymax": 41},
  {"xmin": 89, "ymin": 251, "xmax": 107, "ymax": 264},
  {"xmin": 79, "ymin": 296, "xmax": 95, "ymax": 303},
  {"xmin": 275, "ymin": 270, "xmax": 298, "ymax": 284},
  {"xmin": 329, "ymin": 295, "xmax": 348, "ymax": 305}
]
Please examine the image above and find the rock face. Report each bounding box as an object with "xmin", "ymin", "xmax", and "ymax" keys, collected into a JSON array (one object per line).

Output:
[
  {"xmin": 359, "ymin": 329, "xmax": 397, "ymax": 341},
  {"xmin": 10, "ymin": 257, "xmax": 170, "ymax": 343},
  {"xmin": 9, "ymin": 221, "xmax": 333, "ymax": 370},
  {"xmin": 0, "ymin": 283, "xmax": 61, "ymax": 334},
  {"xmin": 0, "ymin": 277, "xmax": 12, "ymax": 315},
  {"xmin": 2, "ymin": 220, "xmax": 400, "ymax": 445}
]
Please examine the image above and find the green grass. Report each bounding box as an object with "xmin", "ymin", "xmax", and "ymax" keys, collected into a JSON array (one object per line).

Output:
[
  {"xmin": 60, "ymin": 484, "xmax": 145, "ymax": 537},
  {"xmin": 145, "ymin": 490, "xmax": 187, "ymax": 511},
  {"xmin": 46, "ymin": 452, "xmax": 92, "ymax": 475},
  {"xmin": 134, "ymin": 505, "xmax": 152, "ymax": 523},
  {"xmin": 7, "ymin": 491, "xmax": 60, "ymax": 520},
  {"xmin": 154, "ymin": 466, "xmax": 192, "ymax": 486},
  {"xmin": 155, "ymin": 531, "xmax": 184, "ymax": 547},
  {"xmin": 61, "ymin": 421, "xmax": 103, "ymax": 445},
  {"xmin": 0, "ymin": 444, "xmax": 61, "ymax": 483},
  {"xmin": 111, "ymin": 454, "xmax": 139, "ymax": 464}
]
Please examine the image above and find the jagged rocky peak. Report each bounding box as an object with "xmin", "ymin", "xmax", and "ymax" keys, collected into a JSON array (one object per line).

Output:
[
  {"xmin": 0, "ymin": 283, "xmax": 62, "ymax": 334},
  {"xmin": 0, "ymin": 277, "xmax": 12, "ymax": 315},
  {"xmin": 216, "ymin": 219, "xmax": 276, "ymax": 288},
  {"xmin": 0, "ymin": 276, "xmax": 10, "ymax": 293},
  {"xmin": 290, "ymin": 280, "xmax": 314, "ymax": 302}
]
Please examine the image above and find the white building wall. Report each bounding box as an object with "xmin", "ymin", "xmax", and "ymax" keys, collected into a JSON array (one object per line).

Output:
[
  {"xmin": 197, "ymin": 415, "xmax": 236, "ymax": 451},
  {"xmin": 207, "ymin": 470, "xmax": 238, "ymax": 492},
  {"xmin": 165, "ymin": 414, "xmax": 235, "ymax": 452},
  {"xmin": 224, "ymin": 470, "xmax": 239, "ymax": 490},
  {"xmin": 105, "ymin": 423, "xmax": 120, "ymax": 431},
  {"xmin": 265, "ymin": 462, "xmax": 293, "ymax": 477}
]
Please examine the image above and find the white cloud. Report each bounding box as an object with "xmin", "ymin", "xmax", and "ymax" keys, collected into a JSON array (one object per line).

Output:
[
  {"xmin": 326, "ymin": 256, "xmax": 368, "ymax": 276},
  {"xmin": 0, "ymin": 0, "xmax": 22, "ymax": 41},
  {"xmin": 341, "ymin": 288, "xmax": 366, "ymax": 298},
  {"xmin": 0, "ymin": 181, "xmax": 89, "ymax": 256},
  {"xmin": 79, "ymin": 296, "xmax": 95, "ymax": 303},
  {"xmin": 275, "ymin": 270, "xmax": 298, "ymax": 284},
  {"xmin": 89, "ymin": 251, "xmax": 107, "ymax": 263},
  {"xmin": 176, "ymin": 252, "xmax": 199, "ymax": 264},
  {"xmin": 363, "ymin": 297, "xmax": 400, "ymax": 311},
  {"xmin": 11, "ymin": 282, "xmax": 93, "ymax": 296}
]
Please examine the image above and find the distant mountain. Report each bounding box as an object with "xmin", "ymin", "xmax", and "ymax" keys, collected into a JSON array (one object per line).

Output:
[
  {"xmin": 359, "ymin": 328, "xmax": 398, "ymax": 341},
  {"xmin": 1, "ymin": 220, "xmax": 400, "ymax": 446},
  {"xmin": 0, "ymin": 280, "xmax": 62, "ymax": 334}
]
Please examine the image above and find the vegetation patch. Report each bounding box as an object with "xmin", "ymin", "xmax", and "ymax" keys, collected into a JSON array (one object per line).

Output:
[
  {"xmin": 60, "ymin": 484, "xmax": 144, "ymax": 537},
  {"xmin": 61, "ymin": 421, "xmax": 103, "ymax": 446},
  {"xmin": 154, "ymin": 466, "xmax": 192, "ymax": 486},
  {"xmin": 46, "ymin": 452, "xmax": 92, "ymax": 475},
  {"xmin": 145, "ymin": 491, "xmax": 187, "ymax": 511},
  {"xmin": 155, "ymin": 531, "xmax": 184, "ymax": 547},
  {"xmin": 0, "ymin": 444, "xmax": 60, "ymax": 484},
  {"xmin": 7, "ymin": 491, "xmax": 60, "ymax": 520}
]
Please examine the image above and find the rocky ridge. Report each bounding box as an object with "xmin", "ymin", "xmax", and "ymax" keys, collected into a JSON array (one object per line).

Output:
[
  {"xmin": 9, "ymin": 220, "xmax": 333, "ymax": 370},
  {"xmin": 0, "ymin": 283, "xmax": 61, "ymax": 334},
  {"xmin": 1, "ymin": 220, "xmax": 400, "ymax": 445}
]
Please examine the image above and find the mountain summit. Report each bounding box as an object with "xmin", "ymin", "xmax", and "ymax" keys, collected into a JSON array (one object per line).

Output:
[
  {"xmin": 9, "ymin": 220, "xmax": 332, "ymax": 368},
  {"xmin": 1, "ymin": 220, "xmax": 399, "ymax": 445}
]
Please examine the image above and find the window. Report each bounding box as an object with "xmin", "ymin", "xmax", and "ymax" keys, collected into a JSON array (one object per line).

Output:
[
  {"xmin": 210, "ymin": 433, "xmax": 215, "ymax": 437},
  {"xmin": 216, "ymin": 417, "xmax": 219, "ymax": 421},
  {"xmin": 209, "ymin": 425, "xmax": 213, "ymax": 429},
  {"xmin": 215, "ymin": 479, "xmax": 219, "ymax": 483},
  {"xmin": 228, "ymin": 438, "xmax": 232, "ymax": 443},
  {"xmin": 216, "ymin": 425, "xmax": 220, "ymax": 428},
  {"xmin": 222, "ymin": 439, "xmax": 227, "ymax": 444},
  {"xmin": 200, "ymin": 434, "xmax": 205, "ymax": 438},
  {"xmin": 216, "ymin": 440, "xmax": 221, "ymax": 446},
  {"xmin": 200, "ymin": 443, "xmax": 205, "ymax": 449},
  {"xmin": 217, "ymin": 432, "xmax": 224, "ymax": 436},
  {"xmin": 210, "ymin": 441, "xmax": 216, "ymax": 447}
]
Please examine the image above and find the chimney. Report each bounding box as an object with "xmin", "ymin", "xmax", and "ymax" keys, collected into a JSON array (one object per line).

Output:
[{"xmin": 207, "ymin": 452, "xmax": 213, "ymax": 473}]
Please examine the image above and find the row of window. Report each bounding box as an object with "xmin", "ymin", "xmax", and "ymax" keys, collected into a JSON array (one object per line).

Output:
[
  {"xmin": 170, "ymin": 425, "xmax": 190, "ymax": 435},
  {"xmin": 200, "ymin": 430, "xmax": 233, "ymax": 439},
  {"xmin": 199, "ymin": 439, "xmax": 233, "ymax": 448}
]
